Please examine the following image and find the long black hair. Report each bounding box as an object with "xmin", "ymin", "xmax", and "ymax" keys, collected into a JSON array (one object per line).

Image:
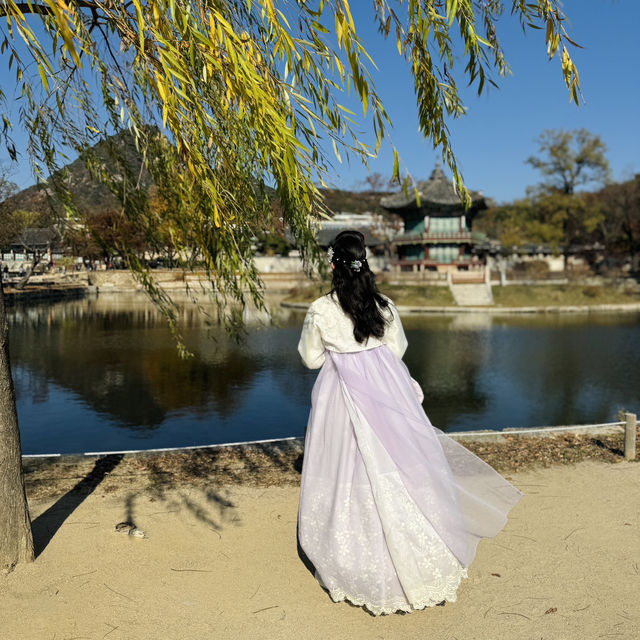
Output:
[{"xmin": 329, "ymin": 230, "xmax": 389, "ymax": 343}]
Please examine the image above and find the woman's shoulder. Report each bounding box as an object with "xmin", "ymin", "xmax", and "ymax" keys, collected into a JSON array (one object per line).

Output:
[
  {"xmin": 308, "ymin": 292, "xmax": 340, "ymax": 315},
  {"xmin": 378, "ymin": 292, "xmax": 396, "ymax": 306}
]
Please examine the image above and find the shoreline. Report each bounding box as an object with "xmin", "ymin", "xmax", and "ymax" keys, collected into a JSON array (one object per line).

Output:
[{"xmin": 281, "ymin": 300, "xmax": 640, "ymax": 314}]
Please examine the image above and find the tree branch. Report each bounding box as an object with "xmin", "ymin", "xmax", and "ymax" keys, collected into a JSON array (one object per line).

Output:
[{"xmin": 4, "ymin": 1, "xmax": 101, "ymax": 16}]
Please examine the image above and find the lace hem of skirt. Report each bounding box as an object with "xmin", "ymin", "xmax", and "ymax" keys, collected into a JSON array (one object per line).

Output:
[{"xmin": 325, "ymin": 567, "xmax": 468, "ymax": 616}]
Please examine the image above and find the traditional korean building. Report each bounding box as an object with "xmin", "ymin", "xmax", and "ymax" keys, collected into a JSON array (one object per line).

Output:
[{"xmin": 380, "ymin": 163, "xmax": 489, "ymax": 272}]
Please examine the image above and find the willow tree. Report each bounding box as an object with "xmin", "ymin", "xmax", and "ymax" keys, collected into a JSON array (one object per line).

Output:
[{"xmin": 0, "ymin": 0, "xmax": 581, "ymax": 570}]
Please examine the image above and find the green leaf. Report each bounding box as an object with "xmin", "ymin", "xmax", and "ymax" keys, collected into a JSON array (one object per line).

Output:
[{"xmin": 392, "ymin": 149, "xmax": 400, "ymax": 182}]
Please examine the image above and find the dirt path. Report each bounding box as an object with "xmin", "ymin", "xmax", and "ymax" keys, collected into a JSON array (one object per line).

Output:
[{"xmin": 1, "ymin": 459, "xmax": 638, "ymax": 640}]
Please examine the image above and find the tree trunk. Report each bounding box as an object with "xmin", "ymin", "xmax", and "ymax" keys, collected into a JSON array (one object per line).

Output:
[
  {"xmin": 0, "ymin": 280, "xmax": 34, "ymax": 572},
  {"xmin": 15, "ymin": 250, "xmax": 42, "ymax": 290}
]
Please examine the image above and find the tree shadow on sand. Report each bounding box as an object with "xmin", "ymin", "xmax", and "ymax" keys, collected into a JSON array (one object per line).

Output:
[
  {"xmin": 25, "ymin": 441, "xmax": 306, "ymax": 557},
  {"xmin": 118, "ymin": 440, "xmax": 305, "ymax": 537},
  {"xmin": 31, "ymin": 454, "xmax": 124, "ymax": 557}
]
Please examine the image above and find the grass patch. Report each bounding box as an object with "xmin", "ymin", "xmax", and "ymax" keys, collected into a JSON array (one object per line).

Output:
[
  {"xmin": 493, "ymin": 284, "xmax": 640, "ymax": 307},
  {"xmin": 379, "ymin": 284, "xmax": 454, "ymax": 306},
  {"xmin": 283, "ymin": 282, "xmax": 455, "ymax": 306},
  {"xmin": 284, "ymin": 281, "xmax": 331, "ymax": 303}
]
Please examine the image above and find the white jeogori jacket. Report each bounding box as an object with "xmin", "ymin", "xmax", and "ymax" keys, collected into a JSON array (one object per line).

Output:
[{"xmin": 297, "ymin": 293, "xmax": 408, "ymax": 370}]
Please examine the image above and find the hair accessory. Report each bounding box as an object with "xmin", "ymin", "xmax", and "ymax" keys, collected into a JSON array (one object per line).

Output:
[
  {"xmin": 329, "ymin": 245, "xmax": 366, "ymax": 272},
  {"xmin": 326, "ymin": 247, "xmax": 334, "ymax": 263}
]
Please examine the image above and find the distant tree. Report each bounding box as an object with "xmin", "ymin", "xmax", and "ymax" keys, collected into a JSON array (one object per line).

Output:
[
  {"xmin": 0, "ymin": 174, "xmax": 20, "ymax": 248},
  {"xmin": 525, "ymin": 129, "xmax": 610, "ymax": 266},
  {"xmin": 68, "ymin": 206, "xmax": 151, "ymax": 262},
  {"xmin": 533, "ymin": 191, "xmax": 602, "ymax": 252},
  {"xmin": 477, "ymin": 198, "xmax": 565, "ymax": 249},
  {"xmin": 474, "ymin": 200, "xmax": 534, "ymax": 248},
  {"xmin": 362, "ymin": 172, "xmax": 390, "ymax": 193},
  {"xmin": 526, "ymin": 129, "xmax": 610, "ymax": 196},
  {"xmin": 320, "ymin": 187, "xmax": 392, "ymax": 217},
  {"xmin": 477, "ymin": 192, "xmax": 602, "ymax": 255},
  {"xmin": 0, "ymin": 174, "xmax": 56, "ymax": 287},
  {"xmin": 595, "ymin": 176, "xmax": 640, "ymax": 271}
]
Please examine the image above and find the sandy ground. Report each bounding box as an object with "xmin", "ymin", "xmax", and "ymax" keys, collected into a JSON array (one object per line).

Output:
[{"xmin": 1, "ymin": 459, "xmax": 639, "ymax": 640}]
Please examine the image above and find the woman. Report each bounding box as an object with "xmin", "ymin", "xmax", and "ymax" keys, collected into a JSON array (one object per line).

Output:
[{"xmin": 297, "ymin": 230, "xmax": 523, "ymax": 615}]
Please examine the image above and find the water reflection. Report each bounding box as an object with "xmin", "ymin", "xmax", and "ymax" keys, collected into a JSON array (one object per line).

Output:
[
  {"xmin": 402, "ymin": 312, "xmax": 640, "ymax": 430},
  {"xmin": 10, "ymin": 295, "xmax": 316, "ymax": 453},
  {"xmin": 8, "ymin": 296, "xmax": 640, "ymax": 454},
  {"xmin": 10, "ymin": 299, "xmax": 252, "ymax": 426}
]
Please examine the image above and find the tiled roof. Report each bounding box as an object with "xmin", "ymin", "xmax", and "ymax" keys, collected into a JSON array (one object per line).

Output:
[
  {"xmin": 380, "ymin": 163, "xmax": 485, "ymax": 209},
  {"xmin": 13, "ymin": 227, "xmax": 59, "ymax": 246}
]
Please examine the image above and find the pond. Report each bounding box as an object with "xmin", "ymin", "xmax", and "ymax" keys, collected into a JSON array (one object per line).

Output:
[{"xmin": 8, "ymin": 294, "xmax": 640, "ymax": 455}]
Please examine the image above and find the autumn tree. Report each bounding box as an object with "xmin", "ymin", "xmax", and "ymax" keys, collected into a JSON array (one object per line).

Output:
[
  {"xmin": 0, "ymin": 172, "xmax": 20, "ymax": 248},
  {"xmin": 524, "ymin": 129, "xmax": 610, "ymax": 265},
  {"xmin": 0, "ymin": 0, "xmax": 583, "ymax": 570},
  {"xmin": 66, "ymin": 205, "xmax": 152, "ymax": 262},
  {"xmin": 0, "ymin": 172, "xmax": 55, "ymax": 288}
]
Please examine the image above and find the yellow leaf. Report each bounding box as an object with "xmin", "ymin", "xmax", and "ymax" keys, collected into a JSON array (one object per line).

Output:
[
  {"xmin": 331, "ymin": 138, "xmax": 342, "ymax": 163},
  {"xmin": 131, "ymin": 0, "xmax": 145, "ymax": 52},
  {"xmin": 157, "ymin": 77, "xmax": 167, "ymax": 102},
  {"xmin": 37, "ymin": 63, "xmax": 49, "ymax": 93}
]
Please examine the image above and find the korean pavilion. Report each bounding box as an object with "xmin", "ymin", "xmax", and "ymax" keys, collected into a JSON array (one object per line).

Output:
[{"xmin": 380, "ymin": 163, "xmax": 489, "ymax": 273}]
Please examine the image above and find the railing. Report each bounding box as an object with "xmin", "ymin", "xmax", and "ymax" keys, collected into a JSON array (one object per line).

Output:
[
  {"xmin": 393, "ymin": 258, "xmax": 483, "ymax": 268},
  {"xmin": 395, "ymin": 232, "xmax": 473, "ymax": 244},
  {"xmin": 451, "ymin": 413, "xmax": 637, "ymax": 461},
  {"xmin": 423, "ymin": 232, "xmax": 473, "ymax": 243},
  {"xmin": 21, "ymin": 413, "xmax": 637, "ymax": 459}
]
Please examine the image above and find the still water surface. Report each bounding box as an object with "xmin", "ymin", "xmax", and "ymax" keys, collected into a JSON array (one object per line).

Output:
[{"xmin": 9, "ymin": 295, "xmax": 640, "ymax": 455}]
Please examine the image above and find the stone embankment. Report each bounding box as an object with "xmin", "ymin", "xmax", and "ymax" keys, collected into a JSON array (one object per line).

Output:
[
  {"xmin": 89, "ymin": 269, "xmax": 308, "ymax": 294},
  {"xmin": 2, "ymin": 269, "xmax": 309, "ymax": 303},
  {"xmin": 3, "ymin": 280, "xmax": 88, "ymax": 306}
]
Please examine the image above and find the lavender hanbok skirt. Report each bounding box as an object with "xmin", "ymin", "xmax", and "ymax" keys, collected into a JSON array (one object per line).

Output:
[{"xmin": 298, "ymin": 346, "xmax": 523, "ymax": 616}]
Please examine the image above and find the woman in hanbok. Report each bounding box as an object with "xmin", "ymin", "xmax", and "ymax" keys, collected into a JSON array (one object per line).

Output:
[{"xmin": 297, "ymin": 230, "xmax": 523, "ymax": 616}]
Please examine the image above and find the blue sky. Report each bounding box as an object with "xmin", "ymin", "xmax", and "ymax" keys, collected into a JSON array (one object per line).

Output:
[
  {"xmin": 335, "ymin": 0, "xmax": 640, "ymax": 202},
  {"xmin": 1, "ymin": 0, "xmax": 638, "ymax": 204}
]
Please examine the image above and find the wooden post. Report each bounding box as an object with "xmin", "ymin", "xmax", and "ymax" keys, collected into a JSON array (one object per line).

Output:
[{"xmin": 625, "ymin": 412, "xmax": 637, "ymax": 461}]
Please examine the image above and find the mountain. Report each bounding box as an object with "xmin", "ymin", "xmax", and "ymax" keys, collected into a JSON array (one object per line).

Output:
[
  {"xmin": 1, "ymin": 130, "xmax": 153, "ymax": 217},
  {"xmin": 3, "ymin": 131, "xmax": 395, "ymax": 223},
  {"xmin": 319, "ymin": 187, "xmax": 392, "ymax": 217}
]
